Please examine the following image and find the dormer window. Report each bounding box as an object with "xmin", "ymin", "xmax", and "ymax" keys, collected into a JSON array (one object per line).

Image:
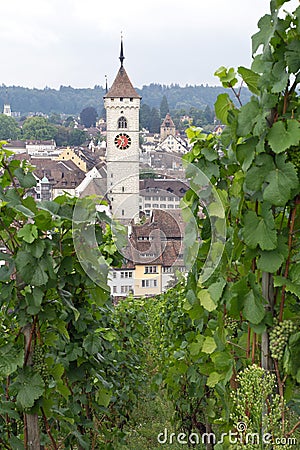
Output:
[{"xmin": 118, "ymin": 116, "xmax": 127, "ymax": 129}]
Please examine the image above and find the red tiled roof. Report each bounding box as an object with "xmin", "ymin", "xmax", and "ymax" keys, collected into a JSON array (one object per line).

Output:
[{"xmin": 104, "ymin": 66, "xmax": 141, "ymax": 99}]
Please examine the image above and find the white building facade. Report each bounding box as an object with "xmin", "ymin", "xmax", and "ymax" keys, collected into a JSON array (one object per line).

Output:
[{"xmin": 104, "ymin": 41, "xmax": 141, "ymax": 223}]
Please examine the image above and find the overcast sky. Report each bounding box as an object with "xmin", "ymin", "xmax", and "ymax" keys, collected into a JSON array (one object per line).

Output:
[{"xmin": 0, "ymin": 0, "xmax": 297, "ymax": 90}]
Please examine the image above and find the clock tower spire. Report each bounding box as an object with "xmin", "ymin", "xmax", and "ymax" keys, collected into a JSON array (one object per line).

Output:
[
  {"xmin": 104, "ymin": 39, "xmax": 141, "ymax": 224},
  {"xmin": 119, "ymin": 35, "xmax": 125, "ymax": 67}
]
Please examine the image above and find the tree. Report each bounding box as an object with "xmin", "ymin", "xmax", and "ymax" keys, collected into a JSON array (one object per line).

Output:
[
  {"xmin": 160, "ymin": 95, "xmax": 169, "ymax": 118},
  {"xmin": 149, "ymin": 107, "xmax": 161, "ymax": 133},
  {"xmin": 53, "ymin": 125, "xmax": 70, "ymax": 146},
  {"xmin": 69, "ymin": 128, "xmax": 87, "ymax": 146},
  {"xmin": 22, "ymin": 116, "xmax": 56, "ymax": 140},
  {"xmin": 0, "ymin": 114, "xmax": 20, "ymax": 140},
  {"xmin": 139, "ymin": 103, "xmax": 152, "ymax": 130},
  {"xmin": 203, "ymin": 104, "xmax": 214, "ymax": 123},
  {"xmin": 80, "ymin": 106, "xmax": 97, "ymax": 128},
  {"xmin": 48, "ymin": 113, "xmax": 62, "ymax": 125},
  {"xmin": 63, "ymin": 115, "xmax": 75, "ymax": 128}
]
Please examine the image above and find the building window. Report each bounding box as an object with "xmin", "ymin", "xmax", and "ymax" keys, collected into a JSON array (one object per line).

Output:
[
  {"xmin": 112, "ymin": 271, "xmax": 117, "ymax": 278},
  {"xmin": 122, "ymin": 186, "xmax": 125, "ymax": 192},
  {"xmin": 121, "ymin": 271, "xmax": 133, "ymax": 278},
  {"xmin": 111, "ymin": 173, "xmax": 113, "ymax": 178},
  {"xmin": 120, "ymin": 97, "xmax": 123, "ymax": 102},
  {"xmin": 121, "ymin": 285, "xmax": 131, "ymax": 293},
  {"xmin": 113, "ymin": 286, "xmax": 117, "ymax": 293},
  {"xmin": 122, "ymin": 209, "xmax": 125, "ymax": 216},
  {"xmin": 145, "ymin": 266, "xmax": 158, "ymax": 274},
  {"xmin": 141, "ymin": 279, "xmax": 158, "ymax": 288},
  {"xmin": 118, "ymin": 116, "xmax": 127, "ymax": 128}
]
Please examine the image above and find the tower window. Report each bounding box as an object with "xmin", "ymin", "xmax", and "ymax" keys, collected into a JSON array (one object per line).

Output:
[
  {"xmin": 122, "ymin": 209, "xmax": 125, "ymax": 216},
  {"xmin": 118, "ymin": 116, "xmax": 127, "ymax": 129},
  {"xmin": 122, "ymin": 186, "xmax": 125, "ymax": 192},
  {"xmin": 120, "ymin": 97, "xmax": 123, "ymax": 102}
]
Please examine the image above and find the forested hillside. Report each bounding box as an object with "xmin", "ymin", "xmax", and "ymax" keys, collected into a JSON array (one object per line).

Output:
[{"xmin": 0, "ymin": 83, "xmax": 251, "ymax": 116}]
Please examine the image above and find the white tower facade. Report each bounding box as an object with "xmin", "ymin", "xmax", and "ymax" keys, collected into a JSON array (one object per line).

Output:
[
  {"xmin": 3, "ymin": 104, "xmax": 11, "ymax": 116},
  {"xmin": 104, "ymin": 41, "xmax": 141, "ymax": 223}
]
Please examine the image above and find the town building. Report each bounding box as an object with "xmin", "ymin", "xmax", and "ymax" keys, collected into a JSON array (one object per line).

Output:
[
  {"xmin": 108, "ymin": 209, "xmax": 186, "ymax": 300},
  {"xmin": 160, "ymin": 113, "xmax": 176, "ymax": 140},
  {"xmin": 104, "ymin": 39, "xmax": 141, "ymax": 223},
  {"xmin": 3, "ymin": 103, "xmax": 12, "ymax": 116},
  {"xmin": 139, "ymin": 178, "xmax": 189, "ymax": 217}
]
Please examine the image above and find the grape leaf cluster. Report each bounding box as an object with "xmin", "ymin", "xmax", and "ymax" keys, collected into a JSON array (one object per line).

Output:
[{"xmin": 269, "ymin": 320, "xmax": 297, "ymax": 360}]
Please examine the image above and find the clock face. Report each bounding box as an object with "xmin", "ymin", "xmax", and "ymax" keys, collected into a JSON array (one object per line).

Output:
[{"xmin": 114, "ymin": 133, "xmax": 131, "ymax": 150}]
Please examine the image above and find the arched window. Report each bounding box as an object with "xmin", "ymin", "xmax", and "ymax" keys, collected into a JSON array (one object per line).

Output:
[{"xmin": 118, "ymin": 116, "xmax": 127, "ymax": 129}]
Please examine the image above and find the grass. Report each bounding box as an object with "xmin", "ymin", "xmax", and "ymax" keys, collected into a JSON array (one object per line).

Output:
[{"xmin": 111, "ymin": 388, "xmax": 184, "ymax": 450}]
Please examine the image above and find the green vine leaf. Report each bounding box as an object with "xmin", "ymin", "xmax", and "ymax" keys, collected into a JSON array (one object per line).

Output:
[
  {"xmin": 237, "ymin": 66, "xmax": 260, "ymax": 95},
  {"xmin": 267, "ymin": 120, "xmax": 300, "ymax": 154},
  {"xmin": 274, "ymin": 276, "xmax": 300, "ymax": 298},
  {"xmin": 237, "ymin": 98, "xmax": 260, "ymax": 136},
  {"xmin": 198, "ymin": 290, "xmax": 216, "ymax": 312},
  {"xmin": 257, "ymin": 249, "xmax": 284, "ymax": 273},
  {"xmin": 202, "ymin": 336, "xmax": 217, "ymax": 354},
  {"xmin": 214, "ymin": 93, "xmax": 235, "ymax": 125},
  {"xmin": 83, "ymin": 334, "xmax": 103, "ymax": 355},
  {"xmin": 243, "ymin": 290, "xmax": 266, "ymax": 324},
  {"xmin": 243, "ymin": 207, "xmax": 277, "ymax": 250},
  {"xmin": 17, "ymin": 223, "xmax": 38, "ymax": 244},
  {"xmin": 252, "ymin": 14, "xmax": 278, "ymax": 54},
  {"xmin": 207, "ymin": 371, "xmax": 223, "ymax": 388},
  {"xmin": 263, "ymin": 155, "xmax": 298, "ymax": 206},
  {"xmin": 14, "ymin": 168, "xmax": 36, "ymax": 189},
  {"xmin": 15, "ymin": 369, "xmax": 44, "ymax": 408},
  {"xmin": 214, "ymin": 66, "xmax": 238, "ymax": 88},
  {"xmin": 0, "ymin": 344, "xmax": 24, "ymax": 377},
  {"xmin": 245, "ymin": 154, "xmax": 275, "ymax": 192},
  {"xmin": 286, "ymin": 39, "xmax": 300, "ymax": 72}
]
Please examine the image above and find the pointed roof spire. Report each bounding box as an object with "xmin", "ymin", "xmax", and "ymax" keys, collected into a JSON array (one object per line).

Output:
[
  {"xmin": 105, "ymin": 75, "xmax": 108, "ymax": 94},
  {"xmin": 119, "ymin": 32, "xmax": 125, "ymax": 67},
  {"xmin": 104, "ymin": 36, "xmax": 141, "ymax": 99}
]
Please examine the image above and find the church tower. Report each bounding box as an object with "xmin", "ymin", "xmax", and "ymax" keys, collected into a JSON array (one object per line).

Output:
[
  {"xmin": 160, "ymin": 113, "xmax": 176, "ymax": 140},
  {"xmin": 104, "ymin": 39, "xmax": 141, "ymax": 224}
]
